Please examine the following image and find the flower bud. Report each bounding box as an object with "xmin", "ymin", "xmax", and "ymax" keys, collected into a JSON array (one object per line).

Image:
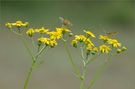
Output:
[
  {"xmin": 122, "ymin": 47, "xmax": 126, "ymax": 51},
  {"xmin": 69, "ymin": 33, "xmax": 73, "ymax": 37},
  {"xmin": 73, "ymin": 43, "xmax": 78, "ymax": 48},
  {"xmin": 91, "ymin": 51, "xmax": 96, "ymax": 55},
  {"xmin": 37, "ymin": 41, "xmax": 42, "ymax": 46},
  {"xmin": 24, "ymin": 22, "xmax": 29, "ymax": 27},
  {"xmin": 5, "ymin": 22, "xmax": 12, "ymax": 29},
  {"xmin": 86, "ymin": 50, "xmax": 90, "ymax": 55},
  {"xmin": 71, "ymin": 40, "xmax": 78, "ymax": 48},
  {"xmin": 117, "ymin": 49, "xmax": 121, "ymax": 53}
]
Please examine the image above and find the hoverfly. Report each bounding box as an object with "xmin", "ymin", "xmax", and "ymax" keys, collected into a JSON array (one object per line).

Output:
[
  {"xmin": 59, "ymin": 17, "xmax": 73, "ymax": 26},
  {"xmin": 100, "ymin": 24, "xmax": 119, "ymax": 36},
  {"xmin": 104, "ymin": 30, "xmax": 119, "ymax": 36}
]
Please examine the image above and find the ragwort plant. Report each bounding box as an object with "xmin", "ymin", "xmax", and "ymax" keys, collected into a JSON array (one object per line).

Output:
[{"xmin": 5, "ymin": 18, "xmax": 126, "ymax": 89}]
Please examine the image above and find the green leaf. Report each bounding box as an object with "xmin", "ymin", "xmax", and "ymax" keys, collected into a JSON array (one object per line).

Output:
[{"xmin": 33, "ymin": 60, "xmax": 44, "ymax": 70}]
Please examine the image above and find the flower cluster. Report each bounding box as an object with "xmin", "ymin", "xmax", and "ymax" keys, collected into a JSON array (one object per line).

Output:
[
  {"xmin": 37, "ymin": 37, "xmax": 57, "ymax": 47},
  {"xmin": 5, "ymin": 19, "xmax": 126, "ymax": 89},
  {"xmin": 71, "ymin": 30, "xmax": 96, "ymax": 56},
  {"xmin": 32, "ymin": 27, "xmax": 71, "ymax": 47},
  {"xmin": 5, "ymin": 21, "xmax": 73, "ymax": 48},
  {"xmin": 71, "ymin": 30, "xmax": 125, "ymax": 55},
  {"xmin": 99, "ymin": 34, "xmax": 125, "ymax": 54},
  {"xmin": 5, "ymin": 20, "xmax": 126, "ymax": 67},
  {"xmin": 6, "ymin": 20, "xmax": 125, "ymax": 54},
  {"xmin": 5, "ymin": 21, "xmax": 28, "ymax": 29}
]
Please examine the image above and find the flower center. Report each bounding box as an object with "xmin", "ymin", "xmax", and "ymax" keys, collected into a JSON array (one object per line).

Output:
[
  {"xmin": 102, "ymin": 45, "xmax": 107, "ymax": 49},
  {"xmin": 112, "ymin": 40, "xmax": 117, "ymax": 43},
  {"xmin": 16, "ymin": 21, "xmax": 22, "ymax": 25}
]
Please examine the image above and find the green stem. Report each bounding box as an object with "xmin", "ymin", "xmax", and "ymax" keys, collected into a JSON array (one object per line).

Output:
[
  {"xmin": 76, "ymin": 48, "xmax": 84, "ymax": 60},
  {"xmin": 81, "ymin": 46, "xmax": 84, "ymax": 59},
  {"xmin": 63, "ymin": 41, "xmax": 81, "ymax": 78},
  {"xmin": 17, "ymin": 28, "xmax": 35, "ymax": 89},
  {"xmin": 86, "ymin": 52, "xmax": 101, "ymax": 65},
  {"xmin": 23, "ymin": 45, "xmax": 47, "ymax": 89},
  {"xmin": 24, "ymin": 60, "xmax": 35, "ymax": 89},
  {"xmin": 80, "ymin": 54, "xmax": 89, "ymax": 89},
  {"xmin": 80, "ymin": 64, "xmax": 87, "ymax": 89},
  {"xmin": 17, "ymin": 28, "xmax": 34, "ymax": 61},
  {"xmin": 10, "ymin": 28, "xmax": 20, "ymax": 35},
  {"xmin": 31, "ymin": 37, "xmax": 36, "ymax": 51},
  {"xmin": 36, "ymin": 45, "xmax": 47, "ymax": 59},
  {"xmin": 19, "ymin": 34, "xmax": 34, "ymax": 60},
  {"xmin": 37, "ymin": 45, "xmax": 40, "ymax": 53},
  {"xmin": 87, "ymin": 54, "xmax": 113, "ymax": 89}
]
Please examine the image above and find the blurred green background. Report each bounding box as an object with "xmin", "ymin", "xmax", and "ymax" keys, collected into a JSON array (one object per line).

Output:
[{"xmin": 0, "ymin": 1, "xmax": 134, "ymax": 89}]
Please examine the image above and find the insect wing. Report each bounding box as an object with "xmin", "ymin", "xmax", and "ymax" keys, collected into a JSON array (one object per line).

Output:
[
  {"xmin": 59, "ymin": 17, "xmax": 73, "ymax": 26},
  {"xmin": 106, "ymin": 31, "xmax": 119, "ymax": 36},
  {"xmin": 59, "ymin": 17, "xmax": 64, "ymax": 23}
]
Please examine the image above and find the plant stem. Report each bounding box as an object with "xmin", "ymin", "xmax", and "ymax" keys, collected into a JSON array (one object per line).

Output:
[
  {"xmin": 18, "ymin": 28, "xmax": 34, "ymax": 60},
  {"xmin": 80, "ymin": 54, "xmax": 89, "ymax": 89},
  {"xmin": 36, "ymin": 45, "xmax": 47, "ymax": 59},
  {"xmin": 81, "ymin": 46, "xmax": 84, "ymax": 59},
  {"xmin": 63, "ymin": 41, "xmax": 81, "ymax": 78},
  {"xmin": 17, "ymin": 28, "xmax": 36, "ymax": 89},
  {"xmin": 76, "ymin": 48, "xmax": 84, "ymax": 60},
  {"xmin": 86, "ymin": 52, "xmax": 101, "ymax": 65},
  {"xmin": 10, "ymin": 28, "xmax": 20, "ymax": 35},
  {"xmin": 31, "ymin": 37, "xmax": 36, "ymax": 51},
  {"xmin": 23, "ymin": 45, "xmax": 47, "ymax": 89},
  {"xmin": 24, "ymin": 60, "xmax": 35, "ymax": 89},
  {"xmin": 80, "ymin": 64, "xmax": 87, "ymax": 89},
  {"xmin": 87, "ymin": 54, "xmax": 113, "ymax": 89}
]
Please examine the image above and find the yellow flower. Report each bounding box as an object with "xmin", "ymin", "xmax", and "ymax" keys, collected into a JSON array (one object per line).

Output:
[
  {"xmin": 38, "ymin": 37, "xmax": 45, "ymax": 42},
  {"xmin": 47, "ymin": 31, "xmax": 62, "ymax": 40},
  {"xmin": 11, "ymin": 21, "xmax": 28, "ymax": 27},
  {"xmin": 75, "ymin": 35, "xmax": 86, "ymax": 42},
  {"xmin": 86, "ymin": 44, "xmax": 93, "ymax": 55},
  {"xmin": 44, "ymin": 38, "xmax": 57, "ymax": 47},
  {"xmin": 26, "ymin": 28, "xmax": 35, "ymax": 37},
  {"xmin": 71, "ymin": 39, "xmax": 78, "ymax": 47},
  {"xmin": 5, "ymin": 22, "xmax": 12, "ymax": 29},
  {"xmin": 35, "ymin": 27, "xmax": 49, "ymax": 34},
  {"xmin": 56, "ymin": 27, "xmax": 71, "ymax": 34},
  {"xmin": 86, "ymin": 45, "xmax": 92, "ymax": 51},
  {"xmin": 99, "ymin": 45, "xmax": 111, "ymax": 53},
  {"xmin": 108, "ymin": 39, "xmax": 121, "ymax": 47},
  {"xmin": 49, "ymin": 40, "xmax": 57, "ymax": 47},
  {"xmin": 91, "ymin": 47, "xmax": 98, "ymax": 55},
  {"xmin": 38, "ymin": 37, "xmax": 57, "ymax": 47},
  {"xmin": 85, "ymin": 38, "xmax": 94, "ymax": 46},
  {"xmin": 43, "ymin": 38, "xmax": 51, "ymax": 45},
  {"xmin": 71, "ymin": 39, "xmax": 77, "ymax": 45},
  {"xmin": 83, "ymin": 30, "xmax": 96, "ymax": 38},
  {"xmin": 99, "ymin": 35, "xmax": 110, "ymax": 41},
  {"xmin": 93, "ymin": 47, "xmax": 98, "ymax": 52},
  {"xmin": 37, "ymin": 37, "xmax": 45, "ymax": 46}
]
